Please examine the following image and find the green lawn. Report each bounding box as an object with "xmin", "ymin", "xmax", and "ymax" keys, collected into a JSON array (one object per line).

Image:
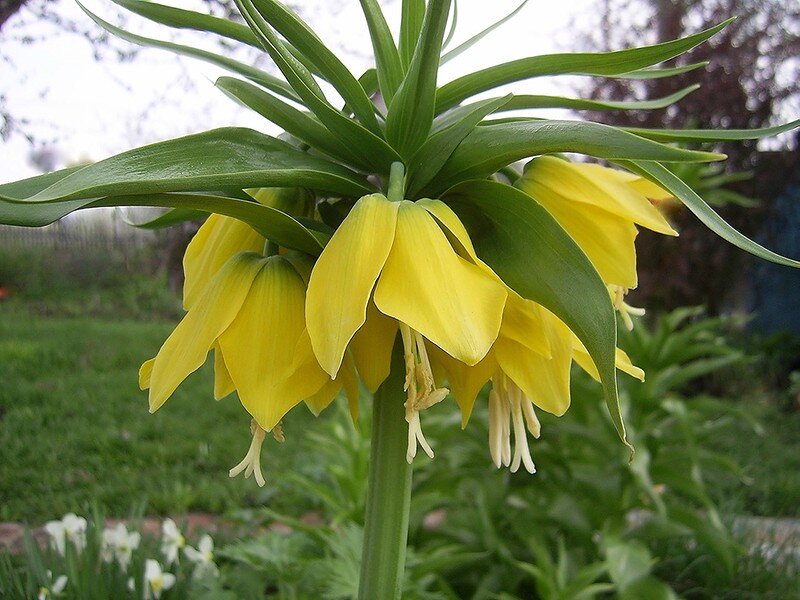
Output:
[{"xmin": 0, "ymin": 306, "xmax": 316, "ymax": 524}]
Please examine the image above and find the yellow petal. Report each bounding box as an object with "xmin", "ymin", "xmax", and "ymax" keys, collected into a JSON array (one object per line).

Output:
[
  {"xmin": 246, "ymin": 187, "xmax": 309, "ymax": 213},
  {"xmin": 139, "ymin": 358, "xmax": 154, "ymax": 390},
  {"xmin": 591, "ymin": 167, "xmax": 674, "ymax": 201},
  {"xmin": 500, "ymin": 293, "xmax": 552, "ymax": 358},
  {"xmin": 306, "ymin": 194, "xmax": 398, "ymax": 378},
  {"xmin": 374, "ymin": 201, "xmax": 507, "ymax": 365},
  {"xmin": 572, "ymin": 336, "xmax": 645, "ymax": 382},
  {"xmin": 349, "ymin": 301, "xmax": 399, "ymax": 393},
  {"xmin": 304, "ymin": 378, "xmax": 341, "ymax": 416},
  {"xmin": 148, "ymin": 252, "xmax": 264, "ymax": 412},
  {"xmin": 428, "ymin": 342, "xmax": 496, "ymax": 427},
  {"xmin": 182, "ymin": 214, "xmax": 264, "ymax": 310},
  {"xmin": 495, "ymin": 313, "xmax": 573, "ymax": 416},
  {"xmin": 526, "ymin": 188, "xmax": 640, "ymax": 289},
  {"xmin": 417, "ymin": 198, "xmax": 480, "ymax": 262},
  {"xmin": 217, "ymin": 257, "xmax": 310, "ymax": 431},
  {"xmin": 213, "ymin": 344, "xmax": 236, "ymax": 400},
  {"xmin": 523, "ymin": 157, "xmax": 677, "ymax": 236},
  {"xmin": 421, "ymin": 199, "xmax": 551, "ymax": 358}
]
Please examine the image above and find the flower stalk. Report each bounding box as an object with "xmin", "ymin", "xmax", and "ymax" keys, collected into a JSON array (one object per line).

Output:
[{"xmin": 358, "ymin": 344, "xmax": 413, "ymax": 600}]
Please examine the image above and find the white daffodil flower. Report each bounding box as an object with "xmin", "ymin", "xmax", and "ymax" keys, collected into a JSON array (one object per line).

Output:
[
  {"xmin": 37, "ymin": 571, "xmax": 67, "ymax": 599},
  {"xmin": 144, "ymin": 559, "xmax": 176, "ymax": 600},
  {"xmin": 183, "ymin": 534, "xmax": 218, "ymax": 578},
  {"xmin": 160, "ymin": 518, "xmax": 185, "ymax": 566},
  {"xmin": 44, "ymin": 513, "xmax": 87, "ymax": 555},
  {"xmin": 101, "ymin": 522, "xmax": 141, "ymax": 572}
]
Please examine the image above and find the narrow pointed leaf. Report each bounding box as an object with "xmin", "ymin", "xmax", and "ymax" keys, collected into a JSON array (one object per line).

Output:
[
  {"xmin": 620, "ymin": 160, "xmax": 800, "ymax": 269},
  {"xmin": 624, "ymin": 119, "xmax": 800, "ymax": 142},
  {"xmin": 0, "ymin": 128, "xmax": 372, "ymax": 204},
  {"xmin": 236, "ymin": 0, "xmax": 399, "ymax": 172},
  {"xmin": 619, "ymin": 60, "xmax": 709, "ymax": 79},
  {"xmin": 358, "ymin": 68, "xmax": 379, "ymax": 98},
  {"xmin": 443, "ymin": 179, "xmax": 628, "ymax": 447},
  {"xmin": 442, "ymin": 0, "xmax": 459, "ymax": 50},
  {"xmin": 0, "ymin": 193, "xmax": 323, "ymax": 254},
  {"xmin": 0, "ymin": 167, "xmax": 82, "ymax": 200},
  {"xmin": 399, "ymin": 0, "xmax": 426, "ymax": 68},
  {"xmin": 440, "ymin": 0, "xmax": 529, "ymax": 64},
  {"xmin": 501, "ymin": 85, "xmax": 699, "ymax": 112},
  {"xmin": 407, "ymin": 95, "xmax": 512, "ymax": 196},
  {"xmin": 248, "ymin": 0, "xmax": 382, "ymax": 135},
  {"xmin": 427, "ymin": 120, "xmax": 723, "ymax": 195},
  {"xmin": 215, "ymin": 77, "xmax": 358, "ymax": 163},
  {"xmin": 77, "ymin": 2, "xmax": 298, "ymax": 103},
  {"xmin": 386, "ymin": 0, "xmax": 453, "ymax": 158},
  {"xmin": 111, "ymin": 0, "xmax": 260, "ymax": 48},
  {"xmin": 121, "ymin": 207, "xmax": 206, "ymax": 229},
  {"xmin": 358, "ymin": 0, "xmax": 403, "ymax": 103},
  {"xmin": 436, "ymin": 19, "xmax": 732, "ymax": 112}
]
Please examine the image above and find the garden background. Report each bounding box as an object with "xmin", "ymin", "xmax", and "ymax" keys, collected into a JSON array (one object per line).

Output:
[{"xmin": 1, "ymin": 0, "xmax": 799, "ymax": 598}]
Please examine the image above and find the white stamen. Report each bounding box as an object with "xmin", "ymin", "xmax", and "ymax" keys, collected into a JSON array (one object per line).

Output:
[
  {"xmin": 399, "ymin": 324, "xmax": 449, "ymax": 463},
  {"xmin": 509, "ymin": 386, "xmax": 536, "ymax": 474},
  {"xmin": 611, "ymin": 285, "xmax": 646, "ymax": 331},
  {"xmin": 229, "ymin": 420, "xmax": 283, "ymax": 487},
  {"xmin": 487, "ymin": 374, "xmax": 538, "ymax": 474}
]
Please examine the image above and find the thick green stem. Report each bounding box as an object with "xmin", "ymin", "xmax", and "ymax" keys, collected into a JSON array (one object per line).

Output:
[
  {"xmin": 358, "ymin": 347, "xmax": 412, "ymax": 600},
  {"xmin": 387, "ymin": 161, "xmax": 406, "ymax": 201}
]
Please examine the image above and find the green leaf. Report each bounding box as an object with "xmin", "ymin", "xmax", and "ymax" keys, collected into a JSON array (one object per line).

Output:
[
  {"xmin": 440, "ymin": 0, "xmax": 529, "ymax": 64},
  {"xmin": 358, "ymin": 68, "xmax": 379, "ymax": 98},
  {"xmin": 121, "ymin": 207, "xmax": 206, "ymax": 229},
  {"xmin": 619, "ymin": 160, "xmax": 800, "ymax": 268},
  {"xmin": 358, "ymin": 0, "xmax": 404, "ymax": 103},
  {"xmin": 427, "ymin": 120, "xmax": 723, "ymax": 195},
  {"xmin": 501, "ymin": 85, "xmax": 699, "ymax": 112},
  {"xmin": 624, "ymin": 118, "xmax": 800, "ymax": 142},
  {"xmin": 235, "ymin": 0, "xmax": 399, "ymax": 173},
  {"xmin": 111, "ymin": 0, "xmax": 260, "ymax": 47},
  {"xmin": 386, "ymin": 0, "xmax": 453, "ymax": 158},
  {"xmin": 0, "ymin": 128, "xmax": 373, "ymax": 204},
  {"xmin": 0, "ymin": 167, "xmax": 82, "ymax": 200},
  {"xmin": 406, "ymin": 95, "xmax": 512, "ymax": 196},
  {"xmin": 399, "ymin": 0, "xmax": 426, "ymax": 68},
  {"xmin": 618, "ymin": 60, "xmax": 709, "ymax": 79},
  {"xmin": 442, "ymin": 0, "xmax": 459, "ymax": 50},
  {"xmin": 0, "ymin": 193, "xmax": 323, "ymax": 254},
  {"xmin": 215, "ymin": 77, "xmax": 357, "ymax": 163},
  {"xmin": 247, "ymin": 0, "xmax": 381, "ymax": 135},
  {"xmin": 436, "ymin": 19, "xmax": 732, "ymax": 112},
  {"xmin": 442, "ymin": 179, "xmax": 629, "ymax": 447},
  {"xmin": 77, "ymin": 2, "xmax": 298, "ymax": 103}
]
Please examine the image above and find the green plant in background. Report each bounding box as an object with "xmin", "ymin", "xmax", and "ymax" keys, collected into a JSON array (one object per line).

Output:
[{"xmin": 1, "ymin": 0, "xmax": 798, "ymax": 597}]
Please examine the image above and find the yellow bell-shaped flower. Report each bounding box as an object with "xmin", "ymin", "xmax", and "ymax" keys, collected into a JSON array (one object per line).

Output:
[
  {"xmin": 306, "ymin": 193, "xmax": 509, "ymax": 461},
  {"xmin": 140, "ymin": 250, "xmax": 357, "ymax": 486},
  {"xmin": 412, "ymin": 198, "xmax": 646, "ymax": 472},
  {"xmin": 517, "ymin": 156, "xmax": 678, "ymax": 291}
]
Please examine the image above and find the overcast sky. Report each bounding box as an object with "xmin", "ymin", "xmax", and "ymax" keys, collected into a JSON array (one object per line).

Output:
[{"xmin": 0, "ymin": 0, "xmax": 595, "ymax": 183}]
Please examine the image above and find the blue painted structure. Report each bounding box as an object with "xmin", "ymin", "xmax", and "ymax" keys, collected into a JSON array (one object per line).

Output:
[{"xmin": 751, "ymin": 183, "xmax": 800, "ymax": 334}]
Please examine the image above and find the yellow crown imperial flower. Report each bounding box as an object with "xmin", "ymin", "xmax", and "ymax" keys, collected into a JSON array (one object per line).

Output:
[
  {"xmin": 306, "ymin": 193, "xmax": 509, "ymax": 461},
  {"xmin": 139, "ymin": 251, "xmax": 356, "ymax": 486},
  {"xmin": 517, "ymin": 156, "xmax": 679, "ymax": 328}
]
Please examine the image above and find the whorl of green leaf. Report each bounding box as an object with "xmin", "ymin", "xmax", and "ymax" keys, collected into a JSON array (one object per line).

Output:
[
  {"xmin": 385, "ymin": 0, "xmax": 453, "ymax": 158},
  {"xmin": 436, "ymin": 19, "xmax": 733, "ymax": 112}
]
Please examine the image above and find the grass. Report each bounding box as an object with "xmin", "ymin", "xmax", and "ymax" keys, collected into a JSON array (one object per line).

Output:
[{"xmin": 0, "ymin": 305, "xmax": 318, "ymax": 524}]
